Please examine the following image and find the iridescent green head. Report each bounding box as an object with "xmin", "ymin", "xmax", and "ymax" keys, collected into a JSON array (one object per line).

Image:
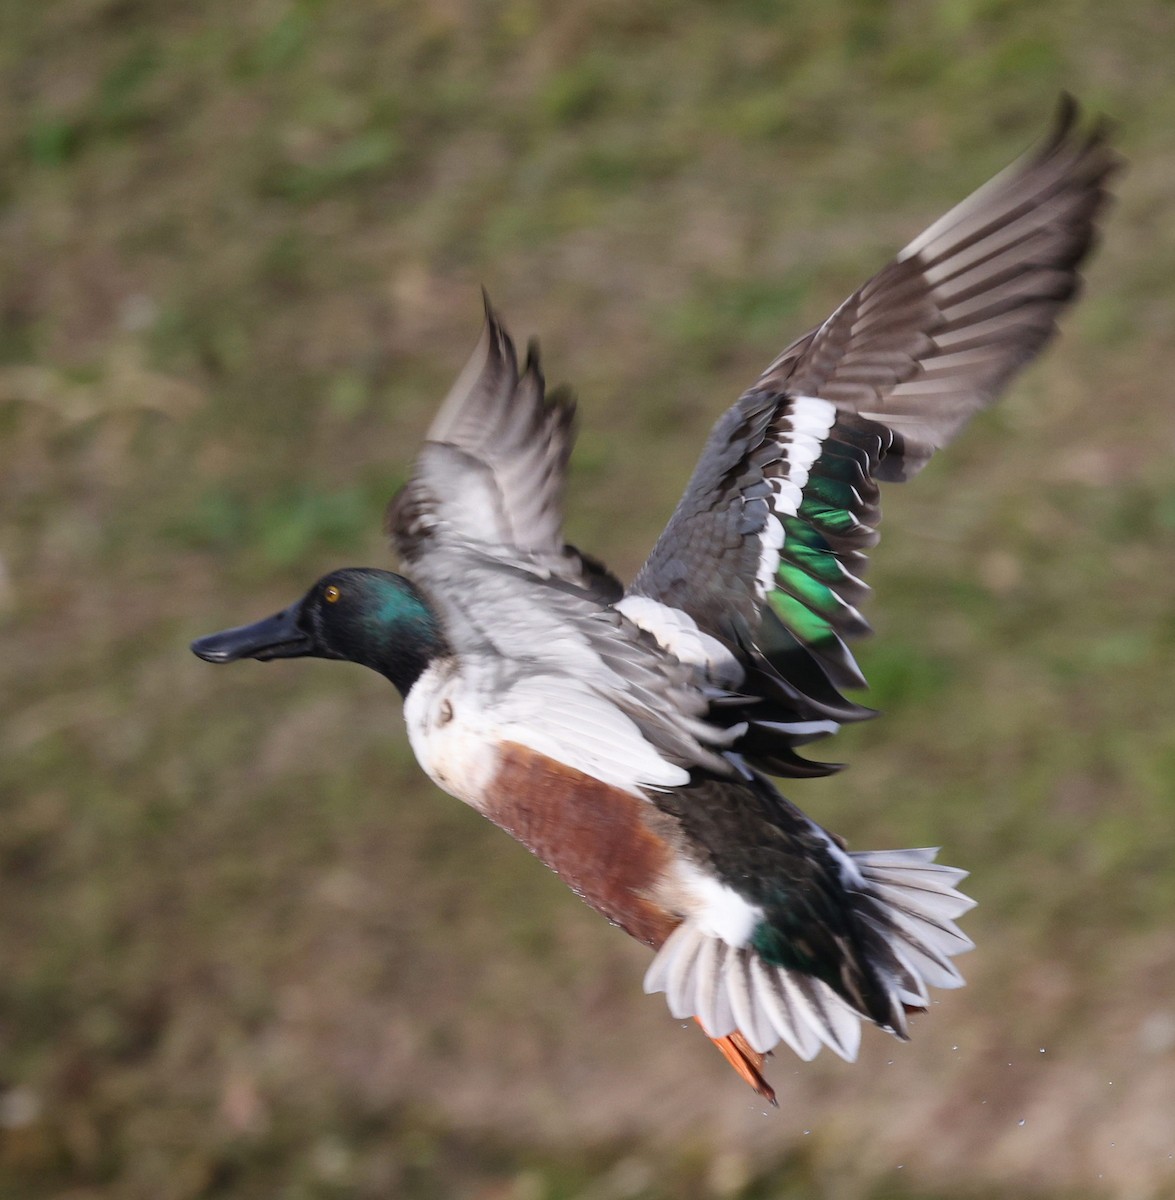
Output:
[{"xmin": 191, "ymin": 568, "xmax": 448, "ymax": 696}]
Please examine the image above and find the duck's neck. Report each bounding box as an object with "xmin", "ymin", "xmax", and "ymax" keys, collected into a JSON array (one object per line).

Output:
[{"xmin": 338, "ymin": 572, "xmax": 450, "ymax": 697}]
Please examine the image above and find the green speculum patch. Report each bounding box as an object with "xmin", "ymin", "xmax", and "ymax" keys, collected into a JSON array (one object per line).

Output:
[
  {"xmin": 769, "ymin": 590, "xmax": 837, "ymax": 648},
  {"xmin": 784, "ymin": 538, "xmax": 848, "ymax": 585}
]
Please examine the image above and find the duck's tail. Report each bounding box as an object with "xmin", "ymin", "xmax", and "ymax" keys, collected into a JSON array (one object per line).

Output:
[{"xmin": 646, "ymin": 847, "xmax": 975, "ymax": 1088}]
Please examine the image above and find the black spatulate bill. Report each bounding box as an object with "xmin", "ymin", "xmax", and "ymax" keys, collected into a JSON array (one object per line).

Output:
[{"xmin": 191, "ymin": 607, "xmax": 312, "ymax": 663}]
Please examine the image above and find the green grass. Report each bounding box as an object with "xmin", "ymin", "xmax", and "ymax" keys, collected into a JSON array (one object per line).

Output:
[{"xmin": 3, "ymin": 0, "xmax": 1175, "ymax": 1196}]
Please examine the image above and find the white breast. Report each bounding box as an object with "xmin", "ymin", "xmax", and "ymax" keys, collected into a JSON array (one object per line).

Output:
[
  {"xmin": 403, "ymin": 662, "xmax": 502, "ymax": 808},
  {"xmin": 403, "ymin": 658, "xmax": 690, "ymax": 808}
]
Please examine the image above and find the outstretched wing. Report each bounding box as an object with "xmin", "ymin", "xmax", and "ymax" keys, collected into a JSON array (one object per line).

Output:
[
  {"xmin": 388, "ymin": 296, "xmax": 621, "ymax": 599},
  {"xmin": 628, "ymin": 100, "xmax": 1118, "ymax": 742},
  {"xmin": 758, "ymin": 96, "xmax": 1116, "ymax": 481}
]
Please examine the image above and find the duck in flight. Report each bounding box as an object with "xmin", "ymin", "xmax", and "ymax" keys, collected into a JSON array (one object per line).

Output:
[{"xmin": 192, "ymin": 100, "xmax": 1115, "ymax": 1104}]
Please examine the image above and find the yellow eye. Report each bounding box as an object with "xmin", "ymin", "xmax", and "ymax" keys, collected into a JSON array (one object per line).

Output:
[{"xmin": 324, "ymin": 585, "xmax": 341, "ymax": 604}]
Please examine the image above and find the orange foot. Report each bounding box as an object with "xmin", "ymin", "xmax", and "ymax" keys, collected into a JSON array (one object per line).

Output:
[{"xmin": 701, "ymin": 1021, "xmax": 777, "ymax": 1106}]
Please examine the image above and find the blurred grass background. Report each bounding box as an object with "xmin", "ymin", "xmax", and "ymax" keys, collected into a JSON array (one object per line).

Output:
[{"xmin": 2, "ymin": 1, "xmax": 1174, "ymax": 1197}]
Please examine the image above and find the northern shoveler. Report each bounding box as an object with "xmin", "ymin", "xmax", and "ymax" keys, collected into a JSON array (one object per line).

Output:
[{"xmin": 192, "ymin": 100, "xmax": 1115, "ymax": 1104}]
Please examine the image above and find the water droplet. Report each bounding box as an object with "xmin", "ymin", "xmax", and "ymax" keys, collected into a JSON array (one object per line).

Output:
[
  {"xmin": 1039, "ymin": 1047, "xmax": 1046, "ymax": 1054},
  {"xmin": 1018, "ymin": 1119, "xmax": 1026, "ymax": 1127},
  {"xmin": 951, "ymin": 1044, "xmax": 959, "ymax": 1051}
]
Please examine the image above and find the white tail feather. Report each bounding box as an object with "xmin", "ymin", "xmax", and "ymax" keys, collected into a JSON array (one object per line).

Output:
[
  {"xmin": 750, "ymin": 956, "xmax": 822, "ymax": 1060},
  {"xmin": 693, "ymin": 935, "xmax": 724, "ymax": 1033},
  {"xmin": 643, "ymin": 846, "xmax": 975, "ymax": 1063}
]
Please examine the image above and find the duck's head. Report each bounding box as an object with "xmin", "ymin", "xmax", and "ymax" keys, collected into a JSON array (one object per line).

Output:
[{"xmin": 190, "ymin": 568, "xmax": 448, "ymax": 697}]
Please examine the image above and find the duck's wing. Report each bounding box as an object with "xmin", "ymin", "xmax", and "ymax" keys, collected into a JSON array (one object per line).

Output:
[
  {"xmin": 388, "ymin": 297, "xmax": 622, "ymax": 601},
  {"xmin": 625, "ymin": 99, "xmax": 1117, "ymax": 745}
]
